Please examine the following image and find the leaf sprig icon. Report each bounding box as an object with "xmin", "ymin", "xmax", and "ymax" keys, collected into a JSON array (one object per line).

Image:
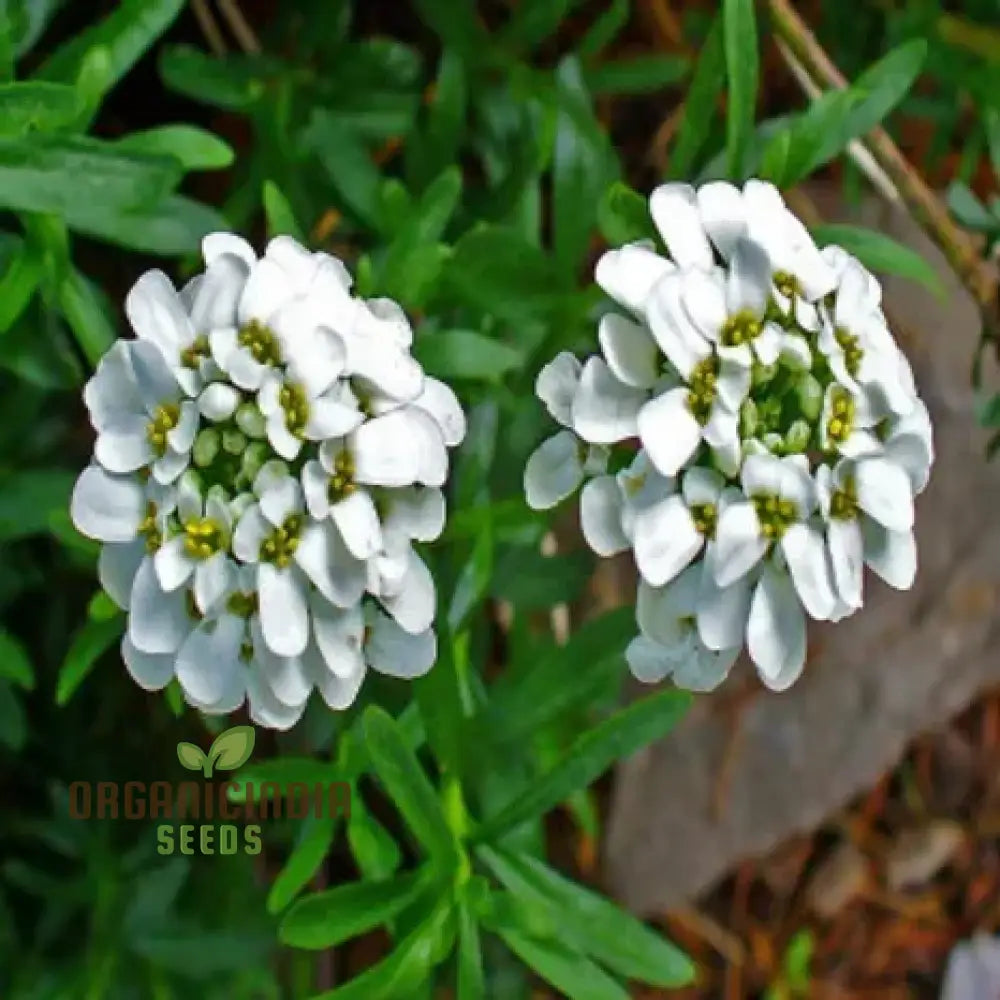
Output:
[{"xmin": 176, "ymin": 725, "xmax": 256, "ymax": 779}]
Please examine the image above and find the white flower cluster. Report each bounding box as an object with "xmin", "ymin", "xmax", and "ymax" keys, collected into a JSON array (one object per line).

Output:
[
  {"xmin": 525, "ymin": 181, "xmax": 933, "ymax": 692},
  {"xmin": 71, "ymin": 234, "xmax": 464, "ymax": 728}
]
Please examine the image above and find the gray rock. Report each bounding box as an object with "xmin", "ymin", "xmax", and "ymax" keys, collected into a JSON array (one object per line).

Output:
[{"xmin": 604, "ymin": 187, "xmax": 1000, "ymax": 914}]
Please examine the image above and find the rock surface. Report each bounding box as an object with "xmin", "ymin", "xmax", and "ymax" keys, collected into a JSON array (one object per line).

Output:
[{"xmin": 604, "ymin": 186, "xmax": 1000, "ymax": 914}]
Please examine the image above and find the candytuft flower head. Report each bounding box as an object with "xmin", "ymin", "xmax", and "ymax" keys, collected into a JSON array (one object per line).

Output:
[
  {"xmin": 71, "ymin": 234, "xmax": 465, "ymax": 729},
  {"xmin": 524, "ymin": 180, "xmax": 933, "ymax": 693}
]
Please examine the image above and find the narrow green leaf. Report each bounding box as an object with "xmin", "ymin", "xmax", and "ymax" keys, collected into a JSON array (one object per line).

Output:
[
  {"xmin": 0, "ymin": 245, "xmax": 41, "ymax": 336},
  {"xmin": 474, "ymin": 688, "xmax": 692, "ymax": 841},
  {"xmin": 457, "ymin": 898, "xmax": 486, "ymax": 1000},
  {"xmin": 58, "ymin": 268, "xmax": 116, "ymax": 366},
  {"xmin": 363, "ymin": 707, "xmax": 463, "ymax": 873},
  {"xmin": 0, "ymin": 629, "xmax": 33, "ymax": 690},
  {"xmin": 479, "ymin": 847, "xmax": 694, "ymax": 987},
  {"xmin": 159, "ymin": 45, "xmax": 266, "ymax": 109},
  {"xmin": 0, "ymin": 681, "xmax": 26, "ymax": 751},
  {"xmin": 492, "ymin": 923, "xmax": 629, "ymax": 1000},
  {"xmin": 947, "ymin": 181, "xmax": 996, "ymax": 231},
  {"xmin": 585, "ymin": 55, "xmax": 689, "ymax": 95},
  {"xmin": 410, "ymin": 0, "xmax": 485, "ymax": 55},
  {"xmin": 502, "ymin": 0, "xmax": 576, "ymax": 50},
  {"xmin": 669, "ymin": 16, "xmax": 724, "ymax": 179},
  {"xmin": 0, "ymin": 469, "xmax": 75, "ymax": 542},
  {"xmin": 117, "ymin": 125, "xmax": 234, "ymax": 171},
  {"xmin": 579, "ymin": 0, "xmax": 630, "ymax": 59},
  {"xmin": 597, "ymin": 180, "xmax": 657, "ymax": 246},
  {"xmin": 447, "ymin": 520, "xmax": 494, "ymax": 631},
  {"xmin": 413, "ymin": 329, "xmax": 522, "ymax": 383},
  {"xmin": 38, "ymin": 0, "xmax": 184, "ymax": 97},
  {"xmin": 723, "ymin": 0, "xmax": 759, "ymax": 180},
  {"xmin": 280, "ymin": 870, "xmax": 426, "ymax": 949},
  {"xmin": 0, "ymin": 82, "xmax": 81, "ymax": 135},
  {"xmin": 303, "ymin": 110, "xmax": 381, "ymax": 225},
  {"xmin": 811, "ymin": 224, "xmax": 945, "ymax": 297},
  {"xmin": 347, "ymin": 795, "xmax": 403, "ymax": 881},
  {"xmin": 56, "ymin": 614, "xmax": 123, "ymax": 706},
  {"xmin": 263, "ymin": 180, "xmax": 304, "ymax": 240},
  {"xmin": 406, "ymin": 49, "xmax": 467, "ymax": 190}
]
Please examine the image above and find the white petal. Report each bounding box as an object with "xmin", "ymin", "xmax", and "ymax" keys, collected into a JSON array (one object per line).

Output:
[
  {"xmin": 98, "ymin": 540, "xmax": 145, "ymax": 608},
  {"xmin": 259, "ymin": 473, "xmax": 302, "ymax": 526},
  {"xmin": 712, "ymin": 502, "xmax": 767, "ymax": 587},
  {"xmin": 378, "ymin": 548, "xmax": 436, "ymax": 634},
  {"xmin": 95, "ymin": 420, "xmax": 154, "ymax": 474},
  {"xmin": 194, "ymin": 552, "xmax": 234, "ymax": 614},
  {"xmin": 598, "ymin": 313, "xmax": 659, "ymax": 389},
  {"xmin": 294, "ymin": 520, "xmax": 367, "ymax": 608},
  {"xmin": 167, "ymin": 401, "xmax": 199, "ymax": 453},
  {"xmin": 350, "ymin": 411, "xmax": 422, "ymax": 487},
  {"xmin": 580, "ymin": 476, "xmax": 629, "ymax": 556},
  {"xmin": 232, "ymin": 504, "xmax": 268, "ymax": 562},
  {"xmin": 636, "ymin": 566, "xmax": 700, "ymax": 645},
  {"xmin": 198, "ymin": 383, "xmax": 241, "ymax": 422},
  {"xmin": 382, "ymin": 487, "xmax": 446, "ymax": 545},
  {"xmin": 536, "ymin": 352, "xmax": 582, "ymax": 426},
  {"xmin": 523, "ymin": 430, "xmax": 584, "ymax": 510},
  {"xmin": 682, "ymin": 466, "xmax": 724, "ymax": 506},
  {"xmin": 716, "ymin": 355, "xmax": 751, "ymax": 410},
  {"xmin": 121, "ymin": 634, "xmax": 174, "ymax": 691},
  {"xmin": 130, "ymin": 340, "xmax": 181, "ymax": 407},
  {"xmin": 189, "ymin": 253, "xmax": 249, "ymax": 332},
  {"xmin": 175, "ymin": 613, "xmax": 245, "ymax": 706},
  {"xmin": 226, "ymin": 345, "xmax": 268, "ymax": 390},
  {"xmin": 625, "ymin": 636, "xmax": 674, "ymax": 683},
  {"xmin": 203, "ymin": 232, "xmax": 256, "ymax": 268},
  {"xmin": 151, "ymin": 447, "xmax": 189, "ymax": 485},
  {"xmin": 404, "ymin": 406, "xmax": 450, "ymax": 487},
  {"xmin": 753, "ymin": 323, "xmax": 781, "ymax": 366},
  {"xmin": 650, "ymin": 183, "xmax": 714, "ymax": 269},
  {"xmin": 250, "ymin": 619, "xmax": 312, "ymax": 707},
  {"xmin": 632, "ymin": 494, "xmax": 703, "ymax": 587},
  {"xmin": 570, "ymin": 357, "xmax": 644, "ymax": 444},
  {"xmin": 726, "ymin": 238, "xmax": 771, "ymax": 315},
  {"xmin": 84, "ymin": 341, "xmax": 143, "ymax": 427},
  {"xmin": 855, "ymin": 457, "xmax": 914, "ymax": 531},
  {"xmin": 862, "ymin": 520, "xmax": 917, "ymax": 590},
  {"xmin": 781, "ymin": 522, "xmax": 836, "ymax": 621},
  {"xmin": 247, "ymin": 672, "xmax": 309, "ymax": 729},
  {"xmin": 154, "ymin": 535, "xmax": 196, "ymax": 592},
  {"xmin": 258, "ymin": 563, "xmax": 309, "ymax": 657},
  {"xmin": 344, "ymin": 336, "xmax": 424, "ymax": 401},
  {"xmin": 779, "ymin": 333, "xmax": 812, "ymax": 370},
  {"xmin": 697, "ymin": 182, "xmax": 746, "ymax": 260},
  {"xmin": 266, "ymin": 412, "xmax": 303, "ymax": 461},
  {"xmin": 301, "ymin": 460, "xmax": 331, "ymax": 520},
  {"xmin": 413, "ymin": 377, "xmax": 466, "ymax": 447},
  {"xmin": 681, "ymin": 268, "xmax": 727, "ymax": 342},
  {"xmin": 828, "ymin": 518, "xmax": 864, "ymax": 609},
  {"xmin": 646, "ymin": 272, "xmax": 713, "ymax": 378},
  {"xmin": 697, "ymin": 556, "xmax": 754, "ymax": 651},
  {"xmin": 747, "ymin": 563, "xmax": 807, "ymax": 691},
  {"xmin": 239, "ymin": 258, "xmax": 291, "ymax": 325},
  {"xmin": 310, "ymin": 596, "xmax": 365, "ymax": 679},
  {"xmin": 672, "ymin": 643, "xmax": 740, "ymax": 692},
  {"xmin": 741, "ymin": 452, "xmax": 783, "ymax": 496},
  {"xmin": 367, "ymin": 611, "xmax": 437, "ymax": 678},
  {"xmin": 128, "ymin": 557, "xmax": 191, "ymax": 654},
  {"xmin": 637, "ymin": 388, "xmax": 702, "ymax": 477},
  {"xmin": 595, "ymin": 242, "xmax": 673, "ymax": 315},
  {"xmin": 125, "ymin": 270, "xmax": 195, "ymax": 360},
  {"xmin": 330, "ymin": 489, "xmax": 382, "ymax": 559},
  {"xmin": 71, "ymin": 466, "xmax": 145, "ymax": 542}
]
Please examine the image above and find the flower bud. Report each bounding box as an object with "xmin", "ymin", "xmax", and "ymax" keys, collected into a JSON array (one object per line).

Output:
[
  {"xmin": 796, "ymin": 373, "xmax": 823, "ymax": 422},
  {"xmin": 235, "ymin": 402, "xmax": 267, "ymax": 439},
  {"xmin": 241, "ymin": 441, "xmax": 270, "ymax": 482},
  {"xmin": 222, "ymin": 428, "xmax": 248, "ymax": 455},
  {"xmin": 193, "ymin": 428, "xmax": 220, "ymax": 468},
  {"xmin": 784, "ymin": 419, "xmax": 812, "ymax": 454},
  {"xmin": 739, "ymin": 398, "xmax": 758, "ymax": 439},
  {"xmin": 752, "ymin": 360, "xmax": 779, "ymax": 388}
]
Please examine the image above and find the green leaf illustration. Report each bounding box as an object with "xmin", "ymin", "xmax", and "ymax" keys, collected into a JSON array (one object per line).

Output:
[
  {"xmin": 177, "ymin": 741, "xmax": 207, "ymax": 773},
  {"xmin": 208, "ymin": 725, "xmax": 256, "ymax": 773}
]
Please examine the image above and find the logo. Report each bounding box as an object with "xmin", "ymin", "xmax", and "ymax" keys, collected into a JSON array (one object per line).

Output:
[{"xmin": 68, "ymin": 725, "xmax": 350, "ymax": 857}]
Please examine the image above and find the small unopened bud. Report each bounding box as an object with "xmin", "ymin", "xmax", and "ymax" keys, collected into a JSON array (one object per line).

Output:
[
  {"xmin": 784, "ymin": 419, "xmax": 811, "ymax": 454},
  {"xmin": 241, "ymin": 441, "xmax": 269, "ymax": 481},
  {"xmin": 796, "ymin": 373, "xmax": 823, "ymax": 422},
  {"xmin": 235, "ymin": 402, "xmax": 267, "ymax": 439},
  {"xmin": 752, "ymin": 360, "xmax": 778, "ymax": 388},
  {"xmin": 193, "ymin": 429, "xmax": 220, "ymax": 468},
  {"xmin": 763, "ymin": 432, "xmax": 784, "ymax": 454},
  {"xmin": 222, "ymin": 429, "xmax": 247, "ymax": 455}
]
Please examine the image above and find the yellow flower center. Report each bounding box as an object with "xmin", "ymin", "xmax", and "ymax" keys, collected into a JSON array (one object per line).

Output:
[
  {"xmin": 237, "ymin": 319, "xmax": 282, "ymax": 366},
  {"xmin": 182, "ymin": 517, "xmax": 226, "ymax": 560},
  {"xmin": 720, "ymin": 308, "xmax": 762, "ymax": 347},
  {"xmin": 138, "ymin": 501, "xmax": 163, "ymax": 553},
  {"xmin": 180, "ymin": 335, "xmax": 211, "ymax": 370},
  {"xmin": 327, "ymin": 449, "xmax": 357, "ymax": 502},
  {"xmin": 826, "ymin": 389, "xmax": 855, "ymax": 445},
  {"xmin": 259, "ymin": 514, "xmax": 303, "ymax": 568},
  {"xmin": 690, "ymin": 502, "xmax": 717, "ymax": 538},
  {"xmin": 834, "ymin": 326, "xmax": 864, "ymax": 377},
  {"xmin": 752, "ymin": 493, "xmax": 798, "ymax": 540},
  {"xmin": 279, "ymin": 382, "xmax": 309, "ymax": 438},
  {"xmin": 687, "ymin": 357, "xmax": 718, "ymax": 424},
  {"xmin": 146, "ymin": 404, "xmax": 180, "ymax": 457}
]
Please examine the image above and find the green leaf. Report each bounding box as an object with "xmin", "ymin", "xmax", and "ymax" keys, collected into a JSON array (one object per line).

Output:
[
  {"xmin": 0, "ymin": 136, "xmax": 179, "ymax": 216},
  {"xmin": 490, "ymin": 918, "xmax": 630, "ymax": 1000},
  {"xmin": 266, "ymin": 814, "xmax": 336, "ymax": 914},
  {"xmin": 116, "ymin": 125, "xmax": 234, "ymax": 171},
  {"xmin": 811, "ymin": 224, "xmax": 945, "ymax": 297},
  {"xmin": 176, "ymin": 742, "xmax": 206, "ymax": 772},
  {"xmin": 0, "ymin": 630, "xmax": 32, "ymax": 690},
  {"xmin": 443, "ymin": 225, "xmax": 570, "ymax": 325},
  {"xmin": 0, "ymin": 680, "xmax": 26, "ymax": 751},
  {"xmin": 585, "ymin": 55, "xmax": 689, "ymax": 95},
  {"xmin": 552, "ymin": 56, "xmax": 619, "ymax": 275},
  {"xmin": 263, "ymin": 180, "xmax": 304, "ymax": 241},
  {"xmin": 348, "ymin": 795, "xmax": 403, "ymax": 881},
  {"xmin": 363, "ymin": 707, "xmax": 463, "ymax": 873},
  {"xmin": 502, "ymin": 0, "xmax": 576, "ymax": 50},
  {"xmin": 65, "ymin": 194, "xmax": 228, "ymax": 256},
  {"xmin": 579, "ymin": 0, "xmax": 630, "ymax": 58},
  {"xmin": 88, "ymin": 590, "xmax": 120, "ymax": 623},
  {"xmin": 38, "ymin": 0, "xmax": 184, "ymax": 98},
  {"xmin": 208, "ymin": 725, "xmax": 256, "ymax": 771},
  {"xmin": 492, "ymin": 549, "xmax": 590, "ymax": 610},
  {"xmin": 947, "ymin": 181, "xmax": 997, "ymax": 231},
  {"xmin": 406, "ymin": 49, "xmax": 467, "ymax": 191},
  {"xmin": 0, "ymin": 469, "xmax": 74, "ymax": 542},
  {"xmin": 159, "ymin": 45, "xmax": 266, "ymax": 109},
  {"xmin": 447, "ymin": 520, "xmax": 494, "ymax": 632},
  {"xmin": 597, "ymin": 181, "xmax": 657, "ymax": 246},
  {"xmin": 55, "ymin": 614, "xmax": 123, "ymax": 706},
  {"xmin": 669, "ymin": 15, "xmax": 724, "ymax": 179},
  {"xmin": 457, "ymin": 897, "xmax": 485, "ymax": 999},
  {"xmin": 303, "ymin": 110, "xmax": 382, "ymax": 225},
  {"xmin": 58, "ymin": 268, "xmax": 116, "ymax": 366},
  {"xmin": 280, "ymin": 870, "xmax": 428, "ymax": 950},
  {"xmin": 0, "ymin": 82, "xmax": 81, "ymax": 135},
  {"xmin": 413, "ymin": 330, "xmax": 523, "ymax": 383},
  {"xmin": 0, "ymin": 244, "xmax": 41, "ymax": 336},
  {"xmin": 410, "ymin": 0, "xmax": 485, "ymax": 56},
  {"xmin": 976, "ymin": 393, "xmax": 1000, "ymax": 428},
  {"xmin": 479, "ymin": 847, "xmax": 693, "ymax": 987},
  {"xmin": 723, "ymin": 0, "xmax": 759, "ymax": 179},
  {"xmin": 474, "ymin": 688, "xmax": 692, "ymax": 841}
]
